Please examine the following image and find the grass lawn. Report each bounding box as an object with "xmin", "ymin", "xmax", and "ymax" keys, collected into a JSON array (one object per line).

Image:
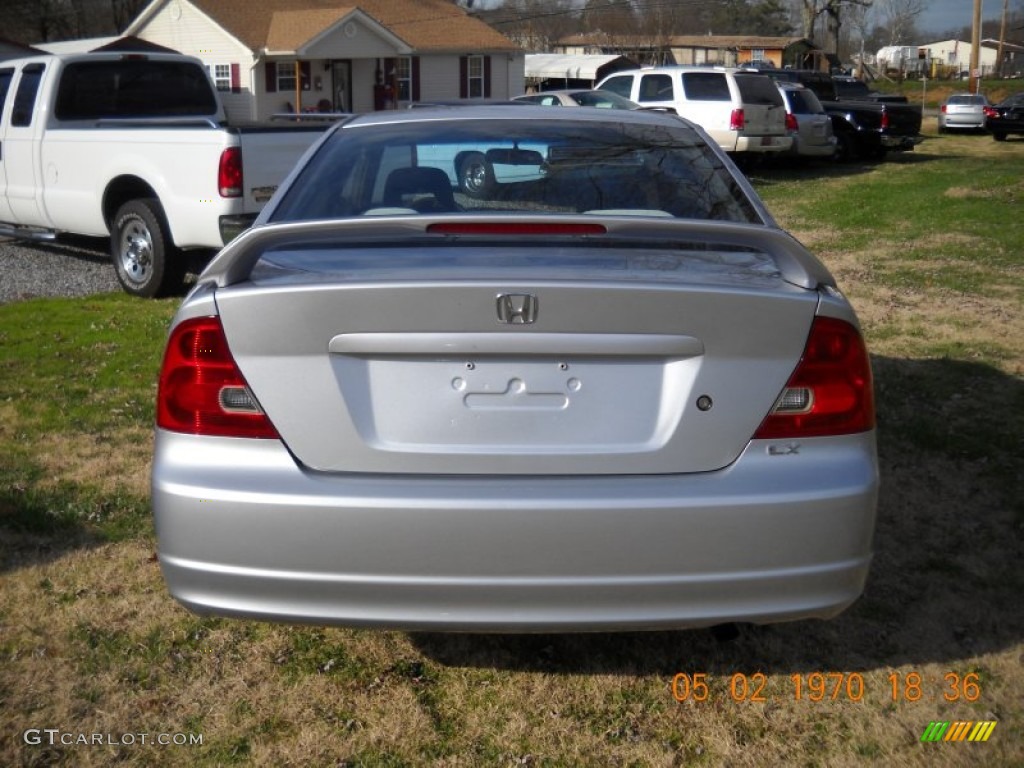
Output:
[{"xmin": 1, "ymin": 122, "xmax": 1022, "ymax": 766}]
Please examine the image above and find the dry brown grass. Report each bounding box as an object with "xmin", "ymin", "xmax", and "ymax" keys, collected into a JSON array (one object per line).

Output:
[{"xmin": 2, "ymin": 133, "xmax": 1022, "ymax": 767}]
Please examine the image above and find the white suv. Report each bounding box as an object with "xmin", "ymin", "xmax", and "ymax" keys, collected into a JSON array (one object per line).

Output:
[{"xmin": 596, "ymin": 67, "xmax": 791, "ymax": 156}]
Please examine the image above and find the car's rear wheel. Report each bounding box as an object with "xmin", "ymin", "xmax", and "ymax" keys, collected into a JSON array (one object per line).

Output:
[
  {"xmin": 993, "ymin": 131, "xmax": 1007, "ymax": 142},
  {"xmin": 111, "ymin": 198, "xmax": 184, "ymax": 298},
  {"xmin": 457, "ymin": 153, "xmax": 494, "ymax": 199}
]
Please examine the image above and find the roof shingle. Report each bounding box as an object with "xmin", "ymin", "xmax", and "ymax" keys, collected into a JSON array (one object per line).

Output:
[{"xmin": 187, "ymin": 0, "xmax": 518, "ymax": 53}]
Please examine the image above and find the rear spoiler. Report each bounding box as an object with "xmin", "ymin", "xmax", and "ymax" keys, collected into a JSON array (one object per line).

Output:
[{"xmin": 199, "ymin": 215, "xmax": 837, "ymax": 292}]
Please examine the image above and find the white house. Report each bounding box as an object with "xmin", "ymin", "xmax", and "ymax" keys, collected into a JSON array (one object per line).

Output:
[
  {"xmin": 124, "ymin": 0, "xmax": 524, "ymax": 123},
  {"xmin": 917, "ymin": 39, "xmax": 998, "ymax": 78}
]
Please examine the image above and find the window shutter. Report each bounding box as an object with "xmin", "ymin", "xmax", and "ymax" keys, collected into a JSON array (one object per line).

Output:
[
  {"xmin": 412, "ymin": 56, "xmax": 421, "ymax": 102},
  {"xmin": 265, "ymin": 61, "xmax": 276, "ymax": 92},
  {"xmin": 483, "ymin": 56, "xmax": 492, "ymax": 98},
  {"xmin": 459, "ymin": 56, "xmax": 467, "ymax": 99},
  {"xmin": 230, "ymin": 63, "xmax": 240, "ymax": 94},
  {"xmin": 300, "ymin": 61, "xmax": 311, "ymax": 90}
]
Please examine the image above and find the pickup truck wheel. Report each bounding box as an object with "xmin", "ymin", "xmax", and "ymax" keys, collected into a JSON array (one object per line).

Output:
[
  {"xmin": 833, "ymin": 133, "xmax": 853, "ymax": 163},
  {"xmin": 111, "ymin": 199, "xmax": 184, "ymax": 298},
  {"xmin": 992, "ymin": 132, "xmax": 1007, "ymax": 142},
  {"xmin": 458, "ymin": 153, "xmax": 494, "ymax": 199}
]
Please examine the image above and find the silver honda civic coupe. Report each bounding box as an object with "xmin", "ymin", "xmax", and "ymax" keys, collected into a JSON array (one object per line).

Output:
[{"xmin": 152, "ymin": 106, "xmax": 878, "ymax": 632}]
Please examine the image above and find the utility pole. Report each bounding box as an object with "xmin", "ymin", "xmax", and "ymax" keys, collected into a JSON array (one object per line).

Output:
[
  {"xmin": 996, "ymin": 0, "xmax": 1009, "ymax": 78},
  {"xmin": 969, "ymin": 0, "xmax": 982, "ymax": 94}
]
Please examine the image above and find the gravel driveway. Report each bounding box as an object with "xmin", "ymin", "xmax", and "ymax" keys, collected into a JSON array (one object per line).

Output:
[{"xmin": 0, "ymin": 236, "xmax": 122, "ymax": 304}]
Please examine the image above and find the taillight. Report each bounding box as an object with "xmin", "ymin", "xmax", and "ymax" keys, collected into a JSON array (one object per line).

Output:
[
  {"xmin": 157, "ymin": 316, "xmax": 278, "ymax": 439},
  {"xmin": 880, "ymin": 110, "xmax": 890, "ymax": 130},
  {"xmin": 729, "ymin": 108, "xmax": 745, "ymax": 131},
  {"xmin": 983, "ymin": 106, "xmax": 998, "ymax": 118},
  {"xmin": 941, "ymin": 104, "xmax": 948, "ymax": 114},
  {"xmin": 218, "ymin": 147, "xmax": 243, "ymax": 198},
  {"xmin": 785, "ymin": 113, "xmax": 799, "ymax": 132},
  {"xmin": 754, "ymin": 316, "xmax": 874, "ymax": 439}
]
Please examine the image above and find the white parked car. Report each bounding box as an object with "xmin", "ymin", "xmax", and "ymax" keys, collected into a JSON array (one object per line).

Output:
[{"xmin": 596, "ymin": 66, "xmax": 791, "ymax": 156}]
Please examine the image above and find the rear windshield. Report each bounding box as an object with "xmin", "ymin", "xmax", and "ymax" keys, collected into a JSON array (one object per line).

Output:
[
  {"xmin": 786, "ymin": 89, "xmax": 824, "ymax": 115},
  {"xmin": 55, "ymin": 59, "xmax": 218, "ymax": 120},
  {"xmin": 948, "ymin": 95, "xmax": 986, "ymax": 105},
  {"xmin": 268, "ymin": 116, "xmax": 761, "ymax": 224},
  {"xmin": 735, "ymin": 74, "xmax": 784, "ymax": 106}
]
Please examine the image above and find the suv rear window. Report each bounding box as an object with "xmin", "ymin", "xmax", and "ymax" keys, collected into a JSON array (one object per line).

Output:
[
  {"xmin": 786, "ymin": 89, "xmax": 824, "ymax": 115},
  {"xmin": 681, "ymin": 73, "xmax": 730, "ymax": 101},
  {"xmin": 735, "ymin": 74, "xmax": 784, "ymax": 106},
  {"xmin": 55, "ymin": 59, "xmax": 218, "ymax": 120}
]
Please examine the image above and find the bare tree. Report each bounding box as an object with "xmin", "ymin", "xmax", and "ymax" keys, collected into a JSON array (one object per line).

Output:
[
  {"xmin": 876, "ymin": 0, "xmax": 925, "ymax": 45},
  {"xmin": 111, "ymin": 0, "xmax": 150, "ymax": 32},
  {"xmin": 0, "ymin": 0, "xmax": 133, "ymax": 43},
  {"xmin": 798, "ymin": 0, "xmax": 871, "ymax": 53}
]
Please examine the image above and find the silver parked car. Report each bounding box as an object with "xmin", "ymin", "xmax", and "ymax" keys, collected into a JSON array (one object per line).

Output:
[
  {"xmin": 153, "ymin": 107, "xmax": 878, "ymax": 632},
  {"xmin": 938, "ymin": 93, "xmax": 989, "ymax": 132},
  {"xmin": 776, "ymin": 82, "xmax": 837, "ymax": 159},
  {"xmin": 512, "ymin": 89, "xmax": 644, "ymax": 110}
]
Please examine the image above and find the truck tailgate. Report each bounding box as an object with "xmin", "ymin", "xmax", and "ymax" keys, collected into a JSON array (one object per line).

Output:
[{"xmin": 234, "ymin": 124, "xmax": 332, "ymax": 213}]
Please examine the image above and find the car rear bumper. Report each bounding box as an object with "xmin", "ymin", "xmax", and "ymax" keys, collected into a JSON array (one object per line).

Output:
[
  {"xmin": 791, "ymin": 136, "xmax": 838, "ymax": 157},
  {"xmin": 152, "ymin": 430, "xmax": 879, "ymax": 631},
  {"xmin": 941, "ymin": 116, "xmax": 985, "ymax": 129},
  {"xmin": 881, "ymin": 134, "xmax": 923, "ymax": 151},
  {"xmin": 218, "ymin": 213, "xmax": 258, "ymax": 245},
  {"xmin": 731, "ymin": 135, "xmax": 793, "ymax": 153}
]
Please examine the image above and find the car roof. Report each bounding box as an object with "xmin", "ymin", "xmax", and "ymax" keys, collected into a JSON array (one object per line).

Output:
[{"xmin": 344, "ymin": 104, "xmax": 687, "ymax": 129}]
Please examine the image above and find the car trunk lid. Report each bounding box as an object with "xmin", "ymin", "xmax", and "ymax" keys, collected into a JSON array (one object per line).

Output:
[{"xmin": 213, "ymin": 225, "xmax": 821, "ymax": 476}]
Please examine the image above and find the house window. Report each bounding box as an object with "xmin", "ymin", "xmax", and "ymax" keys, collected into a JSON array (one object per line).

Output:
[
  {"xmin": 396, "ymin": 57, "xmax": 412, "ymax": 102},
  {"xmin": 210, "ymin": 64, "xmax": 231, "ymax": 91},
  {"xmin": 466, "ymin": 55, "xmax": 484, "ymax": 98},
  {"xmin": 277, "ymin": 62, "xmax": 297, "ymax": 93},
  {"xmin": 750, "ymin": 49, "xmax": 766, "ymax": 63}
]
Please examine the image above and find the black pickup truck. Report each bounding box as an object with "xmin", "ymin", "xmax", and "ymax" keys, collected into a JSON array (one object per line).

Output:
[{"xmin": 765, "ymin": 70, "xmax": 923, "ymax": 161}]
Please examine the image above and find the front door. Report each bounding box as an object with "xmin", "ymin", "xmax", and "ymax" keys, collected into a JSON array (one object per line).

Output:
[{"xmin": 331, "ymin": 61, "xmax": 352, "ymax": 113}]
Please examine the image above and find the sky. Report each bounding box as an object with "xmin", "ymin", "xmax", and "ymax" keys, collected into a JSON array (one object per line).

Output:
[{"xmin": 919, "ymin": 0, "xmax": 982, "ymax": 36}]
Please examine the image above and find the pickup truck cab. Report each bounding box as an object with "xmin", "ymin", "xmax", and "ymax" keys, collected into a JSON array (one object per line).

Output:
[{"xmin": 0, "ymin": 52, "xmax": 330, "ymax": 296}]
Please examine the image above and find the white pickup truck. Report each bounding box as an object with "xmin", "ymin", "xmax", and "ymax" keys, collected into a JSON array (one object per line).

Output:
[{"xmin": 0, "ymin": 51, "xmax": 331, "ymax": 296}]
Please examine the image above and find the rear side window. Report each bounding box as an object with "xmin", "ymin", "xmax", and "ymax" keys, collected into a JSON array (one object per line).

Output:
[
  {"xmin": 735, "ymin": 74, "xmax": 784, "ymax": 106},
  {"xmin": 12, "ymin": 63, "xmax": 45, "ymax": 127},
  {"xmin": 54, "ymin": 59, "xmax": 218, "ymax": 120},
  {"xmin": 0, "ymin": 68, "xmax": 13, "ymax": 119},
  {"xmin": 681, "ymin": 73, "xmax": 730, "ymax": 101},
  {"xmin": 639, "ymin": 74, "xmax": 673, "ymax": 102},
  {"xmin": 599, "ymin": 75, "xmax": 634, "ymax": 99}
]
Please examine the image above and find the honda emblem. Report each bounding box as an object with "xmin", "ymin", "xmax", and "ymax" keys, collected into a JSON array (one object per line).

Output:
[{"xmin": 496, "ymin": 293, "xmax": 538, "ymax": 324}]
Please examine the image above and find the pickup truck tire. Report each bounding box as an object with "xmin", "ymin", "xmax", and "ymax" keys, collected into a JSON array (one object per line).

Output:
[
  {"xmin": 833, "ymin": 132, "xmax": 853, "ymax": 163},
  {"xmin": 992, "ymin": 132, "xmax": 1007, "ymax": 142},
  {"xmin": 458, "ymin": 153, "xmax": 494, "ymax": 199},
  {"xmin": 111, "ymin": 199, "xmax": 183, "ymax": 298}
]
